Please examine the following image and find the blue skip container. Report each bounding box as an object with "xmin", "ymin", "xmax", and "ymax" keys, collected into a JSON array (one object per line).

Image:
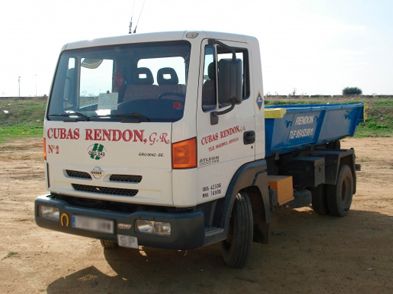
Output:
[{"xmin": 264, "ymin": 103, "xmax": 364, "ymax": 156}]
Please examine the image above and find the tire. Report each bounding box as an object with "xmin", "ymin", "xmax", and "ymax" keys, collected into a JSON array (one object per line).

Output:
[
  {"xmin": 311, "ymin": 184, "xmax": 329, "ymax": 215},
  {"xmin": 100, "ymin": 239, "xmax": 118, "ymax": 249},
  {"xmin": 221, "ymin": 192, "xmax": 253, "ymax": 268},
  {"xmin": 326, "ymin": 165, "xmax": 354, "ymax": 217}
]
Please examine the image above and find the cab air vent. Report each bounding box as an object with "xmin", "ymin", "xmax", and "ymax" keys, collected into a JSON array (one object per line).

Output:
[
  {"xmin": 66, "ymin": 170, "xmax": 92, "ymax": 179},
  {"xmin": 72, "ymin": 184, "xmax": 138, "ymax": 197},
  {"xmin": 109, "ymin": 174, "xmax": 142, "ymax": 183}
]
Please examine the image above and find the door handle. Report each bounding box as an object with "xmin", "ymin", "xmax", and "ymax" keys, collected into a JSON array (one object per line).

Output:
[{"xmin": 243, "ymin": 130, "xmax": 255, "ymax": 145}]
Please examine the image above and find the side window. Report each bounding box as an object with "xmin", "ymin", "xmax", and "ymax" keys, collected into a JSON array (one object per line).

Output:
[
  {"xmin": 63, "ymin": 58, "xmax": 76, "ymax": 110},
  {"xmin": 202, "ymin": 45, "xmax": 216, "ymax": 112},
  {"xmin": 201, "ymin": 44, "xmax": 250, "ymax": 112}
]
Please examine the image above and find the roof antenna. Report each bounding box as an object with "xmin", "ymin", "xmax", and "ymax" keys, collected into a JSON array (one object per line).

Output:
[
  {"xmin": 133, "ymin": 0, "xmax": 146, "ymax": 34},
  {"xmin": 128, "ymin": 0, "xmax": 136, "ymax": 34},
  {"xmin": 128, "ymin": 17, "xmax": 133, "ymax": 34}
]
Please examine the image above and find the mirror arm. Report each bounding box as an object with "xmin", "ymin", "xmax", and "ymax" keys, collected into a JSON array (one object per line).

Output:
[
  {"xmin": 210, "ymin": 100, "xmax": 236, "ymax": 125},
  {"xmin": 208, "ymin": 39, "xmax": 234, "ymax": 51},
  {"xmin": 208, "ymin": 39, "xmax": 237, "ymax": 60}
]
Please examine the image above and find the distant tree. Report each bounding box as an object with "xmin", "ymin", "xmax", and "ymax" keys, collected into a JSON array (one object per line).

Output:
[{"xmin": 343, "ymin": 87, "xmax": 362, "ymax": 96}]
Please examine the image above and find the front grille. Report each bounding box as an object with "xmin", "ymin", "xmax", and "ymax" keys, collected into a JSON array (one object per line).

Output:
[
  {"xmin": 72, "ymin": 184, "xmax": 138, "ymax": 197},
  {"xmin": 109, "ymin": 174, "xmax": 142, "ymax": 183},
  {"xmin": 66, "ymin": 170, "xmax": 92, "ymax": 180}
]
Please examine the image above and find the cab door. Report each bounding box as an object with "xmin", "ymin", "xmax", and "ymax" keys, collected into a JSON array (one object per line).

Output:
[{"xmin": 196, "ymin": 39, "xmax": 256, "ymax": 204}]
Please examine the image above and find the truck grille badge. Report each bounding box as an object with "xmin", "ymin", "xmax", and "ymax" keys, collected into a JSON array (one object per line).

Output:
[{"xmin": 91, "ymin": 167, "xmax": 104, "ymax": 179}]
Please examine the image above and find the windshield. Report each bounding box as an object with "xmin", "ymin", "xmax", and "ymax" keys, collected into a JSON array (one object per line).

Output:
[{"xmin": 47, "ymin": 41, "xmax": 190, "ymax": 122}]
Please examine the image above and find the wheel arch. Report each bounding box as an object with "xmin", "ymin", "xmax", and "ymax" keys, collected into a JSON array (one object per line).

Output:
[
  {"xmin": 215, "ymin": 159, "xmax": 271, "ymax": 243},
  {"xmin": 312, "ymin": 149, "xmax": 357, "ymax": 194},
  {"xmin": 240, "ymin": 186, "xmax": 270, "ymax": 243}
]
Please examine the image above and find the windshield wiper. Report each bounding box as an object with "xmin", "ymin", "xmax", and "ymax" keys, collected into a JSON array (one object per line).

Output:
[
  {"xmin": 91, "ymin": 113, "xmax": 151, "ymax": 123},
  {"xmin": 49, "ymin": 112, "xmax": 90, "ymax": 121}
]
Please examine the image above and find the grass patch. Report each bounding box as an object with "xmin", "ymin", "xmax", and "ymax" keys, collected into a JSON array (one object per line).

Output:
[
  {"xmin": 357, "ymin": 99, "xmax": 393, "ymax": 137},
  {"xmin": 0, "ymin": 98, "xmax": 46, "ymax": 143},
  {"xmin": 2, "ymin": 251, "xmax": 18, "ymax": 260},
  {"xmin": 0, "ymin": 124, "xmax": 43, "ymax": 143}
]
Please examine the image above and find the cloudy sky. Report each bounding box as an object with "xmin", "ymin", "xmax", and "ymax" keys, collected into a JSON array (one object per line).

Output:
[{"xmin": 0, "ymin": 0, "xmax": 392, "ymax": 96}]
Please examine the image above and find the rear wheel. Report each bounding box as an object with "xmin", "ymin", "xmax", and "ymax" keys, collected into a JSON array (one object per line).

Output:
[
  {"xmin": 100, "ymin": 239, "xmax": 118, "ymax": 249},
  {"xmin": 326, "ymin": 165, "xmax": 354, "ymax": 217},
  {"xmin": 221, "ymin": 192, "xmax": 253, "ymax": 268}
]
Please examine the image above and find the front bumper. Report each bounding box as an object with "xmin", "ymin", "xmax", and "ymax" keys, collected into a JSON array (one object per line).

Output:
[{"xmin": 35, "ymin": 194, "xmax": 205, "ymax": 250}]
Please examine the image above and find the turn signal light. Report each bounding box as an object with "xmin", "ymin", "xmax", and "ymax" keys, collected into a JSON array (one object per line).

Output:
[
  {"xmin": 172, "ymin": 137, "xmax": 197, "ymax": 169},
  {"xmin": 43, "ymin": 137, "xmax": 47, "ymax": 160}
]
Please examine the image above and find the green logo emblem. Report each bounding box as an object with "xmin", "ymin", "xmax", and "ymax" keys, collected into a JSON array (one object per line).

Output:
[{"xmin": 88, "ymin": 143, "xmax": 106, "ymax": 160}]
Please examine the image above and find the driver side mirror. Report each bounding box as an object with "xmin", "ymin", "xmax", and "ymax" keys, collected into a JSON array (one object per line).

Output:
[
  {"xmin": 210, "ymin": 58, "xmax": 243, "ymax": 125},
  {"xmin": 218, "ymin": 58, "xmax": 242, "ymax": 106}
]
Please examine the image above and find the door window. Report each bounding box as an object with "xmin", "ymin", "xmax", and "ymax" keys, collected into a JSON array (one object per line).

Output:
[{"xmin": 201, "ymin": 44, "xmax": 250, "ymax": 112}]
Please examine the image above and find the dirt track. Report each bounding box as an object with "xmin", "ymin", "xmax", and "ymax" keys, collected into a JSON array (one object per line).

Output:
[{"xmin": 0, "ymin": 138, "xmax": 392, "ymax": 293}]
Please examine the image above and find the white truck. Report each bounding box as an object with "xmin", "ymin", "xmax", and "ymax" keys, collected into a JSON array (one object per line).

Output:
[{"xmin": 35, "ymin": 31, "xmax": 364, "ymax": 268}]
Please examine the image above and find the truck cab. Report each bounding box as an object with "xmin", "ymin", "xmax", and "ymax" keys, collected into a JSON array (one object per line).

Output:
[
  {"xmin": 35, "ymin": 31, "xmax": 362, "ymax": 268},
  {"xmin": 43, "ymin": 31, "xmax": 263, "ymax": 205}
]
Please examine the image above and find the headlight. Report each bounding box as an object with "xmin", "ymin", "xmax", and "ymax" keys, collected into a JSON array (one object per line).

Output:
[
  {"xmin": 38, "ymin": 205, "xmax": 59, "ymax": 221},
  {"xmin": 135, "ymin": 220, "xmax": 171, "ymax": 236}
]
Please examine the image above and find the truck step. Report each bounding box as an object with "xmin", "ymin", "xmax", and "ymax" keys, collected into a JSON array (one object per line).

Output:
[
  {"xmin": 204, "ymin": 227, "xmax": 226, "ymax": 246},
  {"xmin": 205, "ymin": 227, "xmax": 224, "ymax": 237}
]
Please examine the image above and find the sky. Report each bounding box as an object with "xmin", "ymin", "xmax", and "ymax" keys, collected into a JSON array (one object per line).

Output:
[{"xmin": 0, "ymin": 0, "xmax": 392, "ymax": 96}]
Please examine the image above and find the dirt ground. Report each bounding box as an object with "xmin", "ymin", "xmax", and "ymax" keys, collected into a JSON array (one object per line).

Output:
[{"xmin": 0, "ymin": 137, "xmax": 392, "ymax": 294}]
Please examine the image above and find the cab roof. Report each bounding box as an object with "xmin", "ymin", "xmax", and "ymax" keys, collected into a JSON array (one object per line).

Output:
[{"xmin": 62, "ymin": 31, "xmax": 257, "ymax": 51}]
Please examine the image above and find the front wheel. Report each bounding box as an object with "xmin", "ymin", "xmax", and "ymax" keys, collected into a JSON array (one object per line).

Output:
[
  {"xmin": 326, "ymin": 165, "xmax": 354, "ymax": 217},
  {"xmin": 221, "ymin": 192, "xmax": 253, "ymax": 268}
]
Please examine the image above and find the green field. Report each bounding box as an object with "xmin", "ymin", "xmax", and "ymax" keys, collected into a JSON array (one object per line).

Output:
[
  {"xmin": 0, "ymin": 97, "xmax": 392, "ymax": 143},
  {"xmin": 0, "ymin": 98, "xmax": 46, "ymax": 143}
]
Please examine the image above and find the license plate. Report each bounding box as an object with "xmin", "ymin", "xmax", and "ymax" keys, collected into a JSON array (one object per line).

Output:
[
  {"xmin": 71, "ymin": 215, "xmax": 114, "ymax": 234},
  {"xmin": 117, "ymin": 234, "xmax": 138, "ymax": 249}
]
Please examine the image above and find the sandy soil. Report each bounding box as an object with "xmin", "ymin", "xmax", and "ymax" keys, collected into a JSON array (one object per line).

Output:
[{"xmin": 0, "ymin": 137, "xmax": 392, "ymax": 294}]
